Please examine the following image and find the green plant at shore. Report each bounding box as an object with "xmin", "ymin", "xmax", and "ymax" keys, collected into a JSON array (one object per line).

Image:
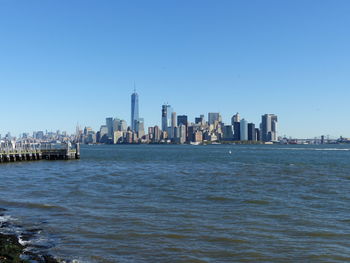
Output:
[{"xmin": 0, "ymin": 234, "xmax": 29, "ymax": 263}]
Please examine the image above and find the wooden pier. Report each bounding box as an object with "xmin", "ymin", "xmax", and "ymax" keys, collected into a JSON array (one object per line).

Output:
[{"xmin": 0, "ymin": 143, "xmax": 80, "ymax": 163}]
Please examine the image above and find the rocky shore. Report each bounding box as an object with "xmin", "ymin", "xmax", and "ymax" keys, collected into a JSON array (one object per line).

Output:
[{"xmin": 0, "ymin": 208, "xmax": 59, "ymax": 263}]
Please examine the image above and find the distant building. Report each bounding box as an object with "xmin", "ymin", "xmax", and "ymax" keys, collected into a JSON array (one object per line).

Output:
[
  {"xmin": 231, "ymin": 113, "xmax": 240, "ymax": 124},
  {"xmin": 179, "ymin": 124, "xmax": 186, "ymax": 144},
  {"xmin": 195, "ymin": 115, "xmax": 205, "ymax": 125},
  {"xmin": 35, "ymin": 131, "xmax": 44, "ymax": 140},
  {"xmin": 131, "ymin": 91, "xmax": 139, "ymax": 132},
  {"xmin": 177, "ymin": 115, "xmax": 188, "ymax": 126},
  {"xmin": 248, "ymin": 123, "xmax": 256, "ymax": 141},
  {"xmin": 223, "ymin": 125, "xmax": 234, "ymax": 141},
  {"xmin": 99, "ymin": 125, "xmax": 109, "ymax": 143},
  {"xmin": 255, "ymin": 128, "xmax": 261, "ymax": 141},
  {"xmin": 171, "ymin": 112, "xmax": 177, "ymax": 139},
  {"xmin": 113, "ymin": 131, "xmax": 123, "ymax": 144},
  {"xmin": 233, "ymin": 122, "xmax": 240, "ymax": 141},
  {"xmin": 84, "ymin": 127, "xmax": 93, "ymax": 136},
  {"xmin": 161, "ymin": 104, "xmax": 172, "ymax": 131},
  {"xmin": 119, "ymin": 120, "xmax": 128, "ymax": 132},
  {"xmin": 153, "ymin": 125, "xmax": 160, "ymax": 142},
  {"xmin": 187, "ymin": 126, "xmax": 196, "ymax": 142},
  {"xmin": 208, "ymin": 112, "xmax": 221, "ymax": 125},
  {"xmin": 136, "ymin": 118, "xmax": 145, "ymax": 138},
  {"xmin": 106, "ymin": 117, "xmax": 113, "ymax": 138},
  {"xmin": 194, "ymin": 131, "xmax": 203, "ymax": 143},
  {"xmin": 113, "ymin": 118, "xmax": 120, "ymax": 132},
  {"xmin": 240, "ymin": 119, "xmax": 248, "ymax": 141},
  {"xmin": 261, "ymin": 114, "xmax": 278, "ymax": 142},
  {"xmin": 125, "ymin": 131, "xmax": 133, "ymax": 144}
]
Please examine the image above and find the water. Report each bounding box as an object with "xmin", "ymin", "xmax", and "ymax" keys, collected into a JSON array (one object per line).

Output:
[{"xmin": 1, "ymin": 144, "xmax": 350, "ymax": 262}]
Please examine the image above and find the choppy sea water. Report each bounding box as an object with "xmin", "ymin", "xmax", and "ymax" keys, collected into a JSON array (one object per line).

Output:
[{"xmin": 1, "ymin": 144, "xmax": 350, "ymax": 262}]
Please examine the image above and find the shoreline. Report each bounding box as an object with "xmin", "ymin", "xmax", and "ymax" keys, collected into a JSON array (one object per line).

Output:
[{"xmin": 0, "ymin": 208, "xmax": 59, "ymax": 263}]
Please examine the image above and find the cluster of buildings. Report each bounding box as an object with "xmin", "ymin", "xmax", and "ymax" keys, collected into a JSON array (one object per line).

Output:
[
  {"xmin": 0, "ymin": 130, "xmax": 74, "ymax": 144},
  {"xmin": 2, "ymin": 91, "xmax": 348, "ymax": 146},
  {"xmin": 76, "ymin": 92, "xmax": 279, "ymax": 145}
]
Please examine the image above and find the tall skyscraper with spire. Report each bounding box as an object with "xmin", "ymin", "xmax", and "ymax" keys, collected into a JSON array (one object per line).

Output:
[{"xmin": 131, "ymin": 89, "xmax": 139, "ymax": 132}]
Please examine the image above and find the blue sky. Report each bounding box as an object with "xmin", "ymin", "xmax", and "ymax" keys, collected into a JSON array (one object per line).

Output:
[{"xmin": 0, "ymin": 0, "xmax": 349, "ymax": 138}]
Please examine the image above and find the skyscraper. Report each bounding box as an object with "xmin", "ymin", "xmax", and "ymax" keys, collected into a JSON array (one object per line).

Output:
[
  {"xmin": 171, "ymin": 112, "xmax": 177, "ymax": 139},
  {"xmin": 195, "ymin": 115, "xmax": 205, "ymax": 125},
  {"xmin": 119, "ymin": 120, "xmax": 128, "ymax": 132},
  {"xmin": 223, "ymin": 125, "xmax": 234, "ymax": 140},
  {"xmin": 179, "ymin": 124, "xmax": 186, "ymax": 144},
  {"xmin": 131, "ymin": 91, "xmax": 139, "ymax": 132},
  {"xmin": 248, "ymin": 123, "xmax": 256, "ymax": 141},
  {"xmin": 153, "ymin": 125, "xmax": 160, "ymax": 142},
  {"xmin": 136, "ymin": 118, "xmax": 145, "ymax": 138},
  {"xmin": 177, "ymin": 115, "xmax": 188, "ymax": 126},
  {"xmin": 106, "ymin": 117, "xmax": 113, "ymax": 138},
  {"xmin": 231, "ymin": 113, "xmax": 240, "ymax": 125},
  {"xmin": 261, "ymin": 114, "xmax": 278, "ymax": 142},
  {"xmin": 113, "ymin": 118, "xmax": 120, "ymax": 132},
  {"xmin": 208, "ymin": 112, "xmax": 221, "ymax": 125},
  {"xmin": 240, "ymin": 119, "xmax": 248, "ymax": 141},
  {"xmin": 233, "ymin": 122, "xmax": 240, "ymax": 141},
  {"xmin": 161, "ymin": 104, "xmax": 172, "ymax": 131}
]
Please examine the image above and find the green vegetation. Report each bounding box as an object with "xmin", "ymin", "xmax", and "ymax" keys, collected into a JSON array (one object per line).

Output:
[{"xmin": 0, "ymin": 234, "xmax": 28, "ymax": 263}]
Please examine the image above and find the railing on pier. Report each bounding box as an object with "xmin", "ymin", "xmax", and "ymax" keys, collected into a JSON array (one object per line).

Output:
[{"xmin": 0, "ymin": 142, "xmax": 80, "ymax": 163}]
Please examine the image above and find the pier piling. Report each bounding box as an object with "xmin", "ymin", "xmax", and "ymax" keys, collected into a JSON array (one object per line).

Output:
[{"xmin": 0, "ymin": 142, "xmax": 80, "ymax": 164}]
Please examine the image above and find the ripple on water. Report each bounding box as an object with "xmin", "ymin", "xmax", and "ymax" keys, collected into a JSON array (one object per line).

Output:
[{"xmin": 1, "ymin": 144, "xmax": 350, "ymax": 262}]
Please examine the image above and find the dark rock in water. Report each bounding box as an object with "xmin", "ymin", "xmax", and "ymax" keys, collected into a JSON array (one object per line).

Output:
[
  {"xmin": 0, "ymin": 208, "xmax": 7, "ymax": 217},
  {"xmin": 0, "ymin": 210, "xmax": 61, "ymax": 263},
  {"xmin": 0, "ymin": 233, "xmax": 25, "ymax": 262},
  {"xmin": 0, "ymin": 222, "xmax": 11, "ymax": 229},
  {"xmin": 0, "ymin": 233, "xmax": 60, "ymax": 263}
]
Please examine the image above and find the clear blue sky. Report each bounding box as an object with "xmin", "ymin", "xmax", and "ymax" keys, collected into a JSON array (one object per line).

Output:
[{"xmin": 0, "ymin": 0, "xmax": 349, "ymax": 138}]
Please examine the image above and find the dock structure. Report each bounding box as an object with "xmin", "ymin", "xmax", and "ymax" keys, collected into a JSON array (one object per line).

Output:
[{"xmin": 0, "ymin": 142, "xmax": 80, "ymax": 163}]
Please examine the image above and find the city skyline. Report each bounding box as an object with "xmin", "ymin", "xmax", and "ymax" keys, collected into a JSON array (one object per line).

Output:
[
  {"xmin": 0, "ymin": 91, "xmax": 347, "ymax": 140},
  {"xmin": 1, "ymin": 1, "xmax": 350, "ymax": 138}
]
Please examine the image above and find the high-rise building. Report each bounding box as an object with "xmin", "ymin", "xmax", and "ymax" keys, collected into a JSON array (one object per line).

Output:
[
  {"xmin": 223, "ymin": 125, "xmax": 234, "ymax": 140},
  {"xmin": 233, "ymin": 122, "xmax": 240, "ymax": 141},
  {"xmin": 136, "ymin": 118, "xmax": 145, "ymax": 138},
  {"xmin": 131, "ymin": 91, "xmax": 139, "ymax": 132},
  {"xmin": 208, "ymin": 113, "xmax": 221, "ymax": 125},
  {"xmin": 231, "ymin": 113, "xmax": 240, "ymax": 124},
  {"xmin": 113, "ymin": 118, "xmax": 120, "ymax": 132},
  {"xmin": 195, "ymin": 115, "xmax": 205, "ymax": 125},
  {"xmin": 161, "ymin": 104, "xmax": 172, "ymax": 131},
  {"xmin": 261, "ymin": 114, "xmax": 278, "ymax": 142},
  {"xmin": 255, "ymin": 128, "xmax": 261, "ymax": 141},
  {"xmin": 240, "ymin": 119, "xmax": 248, "ymax": 141},
  {"xmin": 179, "ymin": 124, "xmax": 186, "ymax": 144},
  {"xmin": 171, "ymin": 112, "xmax": 177, "ymax": 139},
  {"xmin": 113, "ymin": 131, "xmax": 123, "ymax": 144},
  {"xmin": 119, "ymin": 120, "xmax": 128, "ymax": 132},
  {"xmin": 177, "ymin": 115, "xmax": 188, "ymax": 126},
  {"xmin": 99, "ymin": 125, "xmax": 109, "ymax": 143},
  {"xmin": 248, "ymin": 123, "xmax": 256, "ymax": 141},
  {"xmin": 153, "ymin": 125, "xmax": 160, "ymax": 142},
  {"xmin": 194, "ymin": 131, "xmax": 203, "ymax": 143},
  {"xmin": 187, "ymin": 126, "xmax": 196, "ymax": 142},
  {"xmin": 106, "ymin": 117, "xmax": 113, "ymax": 138}
]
